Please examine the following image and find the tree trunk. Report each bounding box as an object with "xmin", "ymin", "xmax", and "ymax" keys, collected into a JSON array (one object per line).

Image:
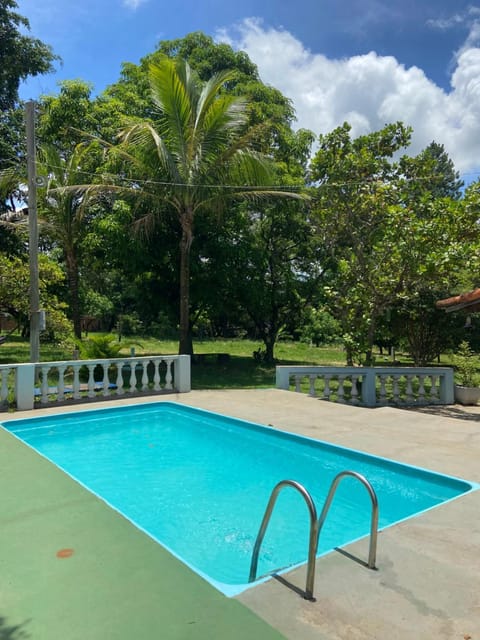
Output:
[
  {"xmin": 66, "ymin": 251, "xmax": 81, "ymax": 340},
  {"xmin": 178, "ymin": 212, "xmax": 193, "ymax": 355},
  {"xmin": 365, "ymin": 318, "xmax": 377, "ymax": 367},
  {"xmin": 345, "ymin": 345, "xmax": 354, "ymax": 367},
  {"xmin": 263, "ymin": 334, "xmax": 276, "ymax": 365}
]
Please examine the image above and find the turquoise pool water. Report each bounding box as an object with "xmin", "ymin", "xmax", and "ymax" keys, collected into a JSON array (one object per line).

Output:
[{"xmin": 2, "ymin": 402, "xmax": 475, "ymax": 595}]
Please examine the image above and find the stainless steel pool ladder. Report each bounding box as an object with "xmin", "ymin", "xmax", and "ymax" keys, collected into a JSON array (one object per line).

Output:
[{"xmin": 248, "ymin": 471, "xmax": 379, "ymax": 601}]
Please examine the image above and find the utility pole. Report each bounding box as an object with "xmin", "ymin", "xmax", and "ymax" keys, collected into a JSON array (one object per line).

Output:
[{"xmin": 26, "ymin": 100, "xmax": 40, "ymax": 364}]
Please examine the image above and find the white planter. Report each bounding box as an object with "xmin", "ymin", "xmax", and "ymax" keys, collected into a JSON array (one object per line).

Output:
[{"xmin": 454, "ymin": 384, "xmax": 480, "ymax": 405}]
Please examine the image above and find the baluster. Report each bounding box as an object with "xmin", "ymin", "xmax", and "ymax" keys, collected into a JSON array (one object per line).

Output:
[
  {"xmin": 72, "ymin": 364, "xmax": 81, "ymax": 399},
  {"xmin": 350, "ymin": 375, "xmax": 359, "ymax": 405},
  {"xmin": 115, "ymin": 361, "xmax": 124, "ymax": 395},
  {"xmin": 323, "ymin": 375, "xmax": 331, "ymax": 401},
  {"xmin": 102, "ymin": 363, "xmax": 110, "ymax": 396},
  {"xmin": 57, "ymin": 365, "xmax": 66, "ymax": 402},
  {"xmin": 392, "ymin": 375, "xmax": 400, "ymax": 403},
  {"xmin": 165, "ymin": 359, "xmax": 173, "ymax": 390},
  {"xmin": 418, "ymin": 375, "xmax": 426, "ymax": 403},
  {"xmin": 337, "ymin": 376, "xmax": 346, "ymax": 403},
  {"xmin": 295, "ymin": 375, "xmax": 302, "ymax": 392},
  {"xmin": 429, "ymin": 375, "xmax": 439, "ymax": 402},
  {"xmin": 87, "ymin": 364, "xmax": 96, "ymax": 398},
  {"xmin": 379, "ymin": 375, "xmax": 387, "ymax": 404},
  {"xmin": 129, "ymin": 361, "xmax": 137, "ymax": 393},
  {"xmin": 309, "ymin": 375, "xmax": 316, "ymax": 397},
  {"xmin": 405, "ymin": 375, "xmax": 414, "ymax": 403},
  {"xmin": 152, "ymin": 359, "xmax": 161, "ymax": 391},
  {"xmin": 41, "ymin": 366, "xmax": 50, "ymax": 404},
  {"xmin": 141, "ymin": 361, "xmax": 149, "ymax": 391}
]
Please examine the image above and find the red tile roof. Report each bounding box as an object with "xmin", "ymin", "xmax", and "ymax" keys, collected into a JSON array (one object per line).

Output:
[{"xmin": 436, "ymin": 288, "xmax": 480, "ymax": 312}]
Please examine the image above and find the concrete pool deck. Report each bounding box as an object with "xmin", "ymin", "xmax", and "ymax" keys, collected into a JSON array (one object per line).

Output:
[{"xmin": 1, "ymin": 389, "xmax": 479, "ymax": 639}]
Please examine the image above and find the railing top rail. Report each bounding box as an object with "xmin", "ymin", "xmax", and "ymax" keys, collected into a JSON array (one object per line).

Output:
[
  {"xmin": 31, "ymin": 354, "xmax": 181, "ymax": 368},
  {"xmin": 276, "ymin": 365, "xmax": 453, "ymax": 374},
  {"xmin": 367, "ymin": 366, "xmax": 453, "ymax": 374},
  {"xmin": 277, "ymin": 366, "xmax": 363, "ymax": 374}
]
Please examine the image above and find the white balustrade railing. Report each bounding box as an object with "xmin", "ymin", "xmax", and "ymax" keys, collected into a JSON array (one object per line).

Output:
[
  {"xmin": 276, "ymin": 366, "xmax": 454, "ymax": 407},
  {"xmin": 1, "ymin": 355, "xmax": 190, "ymax": 411}
]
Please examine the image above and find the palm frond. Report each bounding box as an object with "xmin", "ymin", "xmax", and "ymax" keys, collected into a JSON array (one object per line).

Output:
[
  {"xmin": 0, "ymin": 166, "xmax": 22, "ymax": 202},
  {"xmin": 197, "ymin": 96, "xmax": 248, "ymax": 167},
  {"xmin": 119, "ymin": 122, "xmax": 181, "ymax": 182},
  {"xmin": 196, "ymin": 187, "xmax": 307, "ymax": 215},
  {"xmin": 194, "ymin": 68, "xmax": 239, "ymax": 129},
  {"xmin": 149, "ymin": 58, "xmax": 194, "ymax": 169}
]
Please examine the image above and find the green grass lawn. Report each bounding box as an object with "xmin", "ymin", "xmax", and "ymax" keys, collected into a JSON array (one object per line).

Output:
[{"xmin": 0, "ymin": 333, "xmax": 454, "ymax": 390}]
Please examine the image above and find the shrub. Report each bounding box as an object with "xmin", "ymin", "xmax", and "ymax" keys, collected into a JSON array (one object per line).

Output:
[
  {"xmin": 453, "ymin": 341, "xmax": 480, "ymax": 387},
  {"xmin": 39, "ymin": 307, "xmax": 75, "ymax": 349},
  {"xmin": 117, "ymin": 312, "xmax": 143, "ymax": 337},
  {"xmin": 81, "ymin": 335, "xmax": 123, "ymax": 359},
  {"xmin": 300, "ymin": 307, "xmax": 341, "ymax": 347}
]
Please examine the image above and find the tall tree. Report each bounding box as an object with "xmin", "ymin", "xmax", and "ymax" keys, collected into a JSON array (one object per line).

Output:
[
  {"xmin": 230, "ymin": 200, "xmax": 315, "ymax": 362},
  {"xmin": 417, "ymin": 141, "xmax": 464, "ymax": 200},
  {"xmin": 311, "ymin": 122, "xmax": 412, "ymax": 364},
  {"xmin": 200, "ymin": 134, "xmax": 317, "ymax": 362},
  {"xmin": 0, "ymin": 1, "xmax": 58, "ymax": 214},
  {"xmin": 310, "ymin": 122, "xmax": 477, "ymax": 365},
  {"xmin": 38, "ymin": 144, "xmax": 97, "ymax": 339},
  {"xmin": 397, "ymin": 140, "xmax": 464, "ymax": 206},
  {"xmin": 116, "ymin": 56, "xmax": 302, "ymax": 354}
]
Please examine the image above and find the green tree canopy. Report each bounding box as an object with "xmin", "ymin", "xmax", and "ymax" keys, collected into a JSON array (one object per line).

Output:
[
  {"xmin": 416, "ymin": 141, "xmax": 464, "ymax": 200},
  {"xmin": 311, "ymin": 122, "xmax": 479, "ymax": 365},
  {"xmin": 0, "ymin": 0, "xmax": 58, "ymax": 211},
  {"xmin": 0, "ymin": 0, "xmax": 58, "ymax": 111},
  {"xmin": 0, "ymin": 251, "xmax": 72, "ymax": 344},
  {"xmin": 397, "ymin": 140, "xmax": 464, "ymax": 205},
  {"xmin": 101, "ymin": 33, "xmax": 303, "ymax": 160},
  {"xmin": 38, "ymin": 80, "xmax": 97, "ymax": 153}
]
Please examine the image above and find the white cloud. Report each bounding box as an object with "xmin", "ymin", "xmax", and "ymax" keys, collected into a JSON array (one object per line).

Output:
[
  {"xmin": 217, "ymin": 18, "xmax": 480, "ymax": 176},
  {"xmin": 428, "ymin": 6, "xmax": 480, "ymax": 64},
  {"xmin": 427, "ymin": 5, "xmax": 480, "ymax": 32},
  {"xmin": 427, "ymin": 14, "xmax": 464, "ymax": 30},
  {"xmin": 122, "ymin": 0, "xmax": 148, "ymax": 9},
  {"xmin": 462, "ymin": 18, "xmax": 480, "ymax": 49}
]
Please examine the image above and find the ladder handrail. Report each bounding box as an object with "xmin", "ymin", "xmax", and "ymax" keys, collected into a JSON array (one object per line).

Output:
[
  {"xmin": 317, "ymin": 470, "xmax": 379, "ymax": 569},
  {"xmin": 248, "ymin": 479, "xmax": 319, "ymax": 600},
  {"xmin": 248, "ymin": 471, "xmax": 379, "ymax": 602}
]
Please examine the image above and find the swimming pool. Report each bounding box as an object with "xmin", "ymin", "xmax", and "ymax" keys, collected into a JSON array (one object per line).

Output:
[{"xmin": 2, "ymin": 402, "xmax": 475, "ymax": 596}]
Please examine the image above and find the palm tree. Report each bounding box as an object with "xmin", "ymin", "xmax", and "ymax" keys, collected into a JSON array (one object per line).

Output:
[
  {"xmin": 117, "ymin": 56, "xmax": 303, "ymax": 354},
  {"xmin": 38, "ymin": 144, "xmax": 94, "ymax": 339}
]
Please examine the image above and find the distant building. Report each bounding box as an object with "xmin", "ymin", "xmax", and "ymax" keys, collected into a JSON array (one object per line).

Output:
[{"xmin": 436, "ymin": 289, "xmax": 480, "ymax": 314}]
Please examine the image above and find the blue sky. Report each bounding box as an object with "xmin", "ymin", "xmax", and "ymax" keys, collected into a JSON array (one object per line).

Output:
[{"xmin": 17, "ymin": 0, "xmax": 480, "ymax": 180}]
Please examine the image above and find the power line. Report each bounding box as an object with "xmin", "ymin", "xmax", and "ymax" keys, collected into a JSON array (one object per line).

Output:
[{"xmin": 28, "ymin": 160, "xmax": 480, "ymax": 192}]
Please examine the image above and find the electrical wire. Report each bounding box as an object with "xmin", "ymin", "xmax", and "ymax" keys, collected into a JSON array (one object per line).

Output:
[{"xmin": 24, "ymin": 160, "xmax": 480, "ymax": 192}]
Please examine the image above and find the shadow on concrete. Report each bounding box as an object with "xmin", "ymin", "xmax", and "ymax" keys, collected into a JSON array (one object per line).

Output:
[
  {"xmin": 334, "ymin": 546, "xmax": 375, "ymax": 569},
  {"xmin": 0, "ymin": 616, "xmax": 31, "ymax": 640},
  {"xmin": 404, "ymin": 405, "xmax": 480, "ymax": 422}
]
